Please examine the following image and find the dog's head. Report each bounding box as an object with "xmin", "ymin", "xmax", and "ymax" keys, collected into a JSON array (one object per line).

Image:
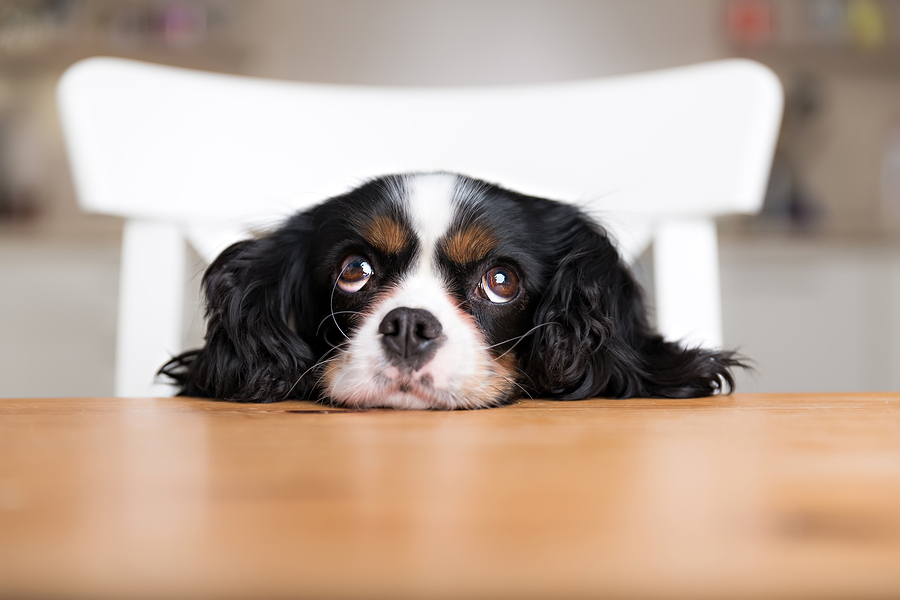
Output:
[{"xmin": 162, "ymin": 173, "xmax": 742, "ymax": 409}]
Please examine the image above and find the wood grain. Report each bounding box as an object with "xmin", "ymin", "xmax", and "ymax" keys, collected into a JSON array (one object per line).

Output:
[{"xmin": 1, "ymin": 393, "xmax": 899, "ymax": 599}]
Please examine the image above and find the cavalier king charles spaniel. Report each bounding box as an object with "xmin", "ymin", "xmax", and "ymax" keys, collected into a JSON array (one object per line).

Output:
[{"xmin": 160, "ymin": 173, "xmax": 744, "ymax": 409}]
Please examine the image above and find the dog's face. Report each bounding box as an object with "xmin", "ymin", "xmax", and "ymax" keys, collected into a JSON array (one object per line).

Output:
[
  {"xmin": 163, "ymin": 173, "xmax": 741, "ymax": 409},
  {"xmin": 314, "ymin": 174, "xmax": 548, "ymax": 409}
]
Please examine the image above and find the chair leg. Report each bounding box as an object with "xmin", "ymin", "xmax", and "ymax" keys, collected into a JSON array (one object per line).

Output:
[
  {"xmin": 115, "ymin": 220, "xmax": 186, "ymax": 397},
  {"xmin": 652, "ymin": 218, "xmax": 723, "ymax": 349}
]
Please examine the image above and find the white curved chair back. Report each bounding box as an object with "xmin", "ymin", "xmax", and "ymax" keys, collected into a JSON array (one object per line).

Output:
[{"xmin": 57, "ymin": 57, "xmax": 782, "ymax": 397}]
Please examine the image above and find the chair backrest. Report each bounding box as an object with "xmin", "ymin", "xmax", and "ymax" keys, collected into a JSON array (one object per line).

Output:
[{"xmin": 57, "ymin": 57, "xmax": 782, "ymax": 397}]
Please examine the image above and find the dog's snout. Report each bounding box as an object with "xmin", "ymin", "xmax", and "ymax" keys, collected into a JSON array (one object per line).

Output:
[{"xmin": 379, "ymin": 307, "xmax": 443, "ymax": 368}]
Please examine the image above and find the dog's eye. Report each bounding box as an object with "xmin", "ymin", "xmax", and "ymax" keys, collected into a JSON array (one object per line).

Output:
[
  {"xmin": 480, "ymin": 266, "xmax": 519, "ymax": 303},
  {"xmin": 338, "ymin": 254, "xmax": 373, "ymax": 293}
]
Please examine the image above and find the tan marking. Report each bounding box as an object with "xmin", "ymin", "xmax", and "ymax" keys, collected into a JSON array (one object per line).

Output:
[
  {"xmin": 493, "ymin": 350, "xmax": 518, "ymax": 377},
  {"xmin": 489, "ymin": 351, "xmax": 520, "ymax": 404},
  {"xmin": 443, "ymin": 225, "xmax": 497, "ymax": 265},
  {"xmin": 320, "ymin": 359, "xmax": 339, "ymax": 392},
  {"xmin": 455, "ymin": 346, "xmax": 520, "ymax": 409},
  {"xmin": 364, "ymin": 216, "xmax": 409, "ymax": 254}
]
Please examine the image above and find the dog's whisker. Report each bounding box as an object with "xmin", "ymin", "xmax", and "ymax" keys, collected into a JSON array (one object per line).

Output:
[
  {"xmin": 316, "ymin": 310, "xmax": 363, "ymax": 336},
  {"xmin": 499, "ymin": 373, "xmax": 533, "ymax": 400},
  {"xmin": 323, "ymin": 323, "xmax": 355, "ymax": 349},
  {"xmin": 329, "ymin": 272, "xmax": 351, "ymax": 341},
  {"xmin": 280, "ymin": 346, "xmax": 343, "ymax": 401},
  {"xmin": 484, "ymin": 322, "xmax": 559, "ymax": 351},
  {"xmin": 512, "ymin": 365, "xmax": 538, "ymax": 391},
  {"xmin": 322, "ymin": 362, "xmax": 357, "ymax": 401},
  {"xmin": 486, "ymin": 322, "xmax": 562, "ymax": 362}
]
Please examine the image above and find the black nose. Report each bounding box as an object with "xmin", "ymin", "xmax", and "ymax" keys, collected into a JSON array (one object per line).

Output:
[{"xmin": 379, "ymin": 307, "xmax": 443, "ymax": 368}]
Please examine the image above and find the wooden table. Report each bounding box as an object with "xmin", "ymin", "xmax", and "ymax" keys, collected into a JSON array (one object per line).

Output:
[{"xmin": 2, "ymin": 393, "xmax": 899, "ymax": 599}]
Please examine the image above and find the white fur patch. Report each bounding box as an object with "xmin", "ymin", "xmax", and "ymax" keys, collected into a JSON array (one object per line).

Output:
[{"xmin": 405, "ymin": 172, "xmax": 457, "ymax": 275}]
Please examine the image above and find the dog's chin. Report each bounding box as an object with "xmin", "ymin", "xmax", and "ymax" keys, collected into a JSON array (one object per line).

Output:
[
  {"xmin": 325, "ymin": 369, "xmax": 513, "ymax": 411},
  {"xmin": 345, "ymin": 390, "xmax": 446, "ymax": 411},
  {"xmin": 328, "ymin": 377, "xmax": 461, "ymax": 411}
]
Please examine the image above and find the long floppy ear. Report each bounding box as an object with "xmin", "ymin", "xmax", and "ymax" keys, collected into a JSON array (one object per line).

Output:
[
  {"xmin": 522, "ymin": 209, "xmax": 744, "ymax": 399},
  {"xmin": 159, "ymin": 220, "xmax": 319, "ymax": 402}
]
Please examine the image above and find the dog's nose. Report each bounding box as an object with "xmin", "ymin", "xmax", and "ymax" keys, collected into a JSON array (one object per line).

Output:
[{"xmin": 379, "ymin": 307, "xmax": 443, "ymax": 367}]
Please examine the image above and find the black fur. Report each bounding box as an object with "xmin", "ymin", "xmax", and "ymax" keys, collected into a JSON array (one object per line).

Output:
[
  {"xmin": 520, "ymin": 199, "xmax": 742, "ymax": 399},
  {"xmin": 161, "ymin": 219, "xmax": 320, "ymax": 402},
  {"xmin": 160, "ymin": 173, "xmax": 745, "ymax": 406}
]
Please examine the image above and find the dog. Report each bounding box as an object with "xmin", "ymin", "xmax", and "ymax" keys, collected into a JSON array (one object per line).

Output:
[{"xmin": 160, "ymin": 172, "xmax": 744, "ymax": 409}]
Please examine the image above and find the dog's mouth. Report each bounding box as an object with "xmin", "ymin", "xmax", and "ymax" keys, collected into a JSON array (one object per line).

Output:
[
  {"xmin": 381, "ymin": 364, "xmax": 435, "ymax": 390},
  {"xmin": 366, "ymin": 368, "xmax": 452, "ymax": 409}
]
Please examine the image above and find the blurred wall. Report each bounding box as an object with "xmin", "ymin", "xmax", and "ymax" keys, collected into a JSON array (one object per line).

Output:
[{"xmin": 242, "ymin": 0, "xmax": 726, "ymax": 85}]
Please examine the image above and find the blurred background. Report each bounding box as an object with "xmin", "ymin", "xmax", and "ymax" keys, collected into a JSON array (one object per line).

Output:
[{"xmin": 1, "ymin": 0, "xmax": 899, "ymax": 397}]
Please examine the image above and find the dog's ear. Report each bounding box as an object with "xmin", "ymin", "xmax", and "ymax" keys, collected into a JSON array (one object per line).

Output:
[
  {"xmin": 522, "ymin": 209, "xmax": 743, "ymax": 399},
  {"xmin": 159, "ymin": 220, "xmax": 319, "ymax": 402}
]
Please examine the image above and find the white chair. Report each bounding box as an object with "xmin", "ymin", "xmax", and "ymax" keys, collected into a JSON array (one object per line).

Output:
[{"xmin": 57, "ymin": 57, "xmax": 782, "ymax": 397}]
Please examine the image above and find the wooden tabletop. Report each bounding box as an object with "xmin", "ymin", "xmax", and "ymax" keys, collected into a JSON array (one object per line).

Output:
[{"xmin": 1, "ymin": 393, "xmax": 899, "ymax": 599}]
